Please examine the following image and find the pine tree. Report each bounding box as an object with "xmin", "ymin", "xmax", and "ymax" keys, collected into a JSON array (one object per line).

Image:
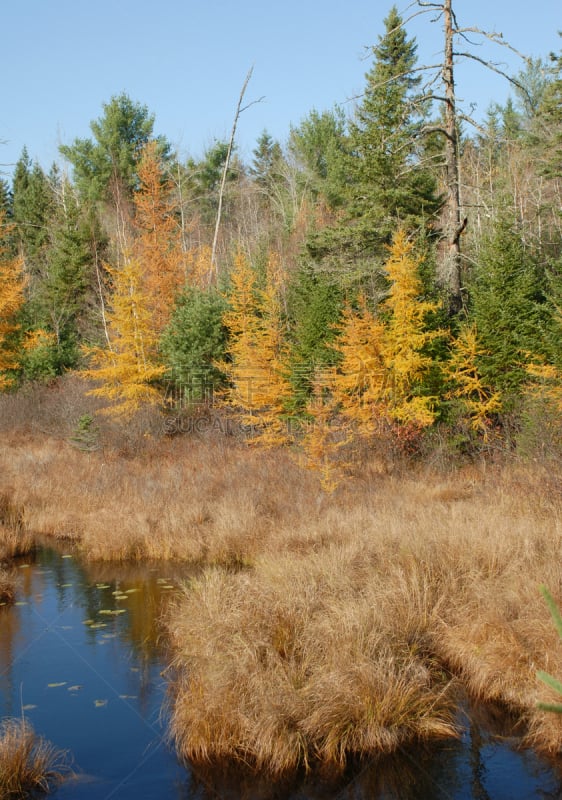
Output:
[
  {"xmin": 304, "ymin": 7, "xmax": 441, "ymax": 283},
  {"xmin": 469, "ymin": 214, "xmax": 547, "ymax": 397}
]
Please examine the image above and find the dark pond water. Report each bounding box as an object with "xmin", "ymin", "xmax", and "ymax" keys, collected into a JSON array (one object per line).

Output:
[{"xmin": 1, "ymin": 546, "xmax": 561, "ymax": 800}]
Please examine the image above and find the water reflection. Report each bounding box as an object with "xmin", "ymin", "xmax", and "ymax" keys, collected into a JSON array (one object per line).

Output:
[{"xmin": 0, "ymin": 546, "xmax": 561, "ymax": 799}]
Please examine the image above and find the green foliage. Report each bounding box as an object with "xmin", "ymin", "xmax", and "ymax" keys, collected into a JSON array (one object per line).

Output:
[
  {"xmin": 468, "ymin": 214, "xmax": 548, "ymax": 397},
  {"xmin": 288, "ymin": 106, "xmax": 349, "ymax": 209},
  {"xmin": 12, "ymin": 149, "xmax": 54, "ymax": 276},
  {"xmin": 160, "ymin": 286, "xmax": 227, "ymax": 401},
  {"xmin": 59, "ymin": 93, "xmax": 170, "ymax": 203},
  {"xmin": 303, "ymin": 6, "xmax": 441, "ymax": 287},
  {"xmin": 286, "ymin": 265, "xmax": 344, "ymax": 409},
  {"xmin": 69, "ymin": 413, "xmax": 99, "ymax": 451},
  {"xmin": 537, "ymin": 586, "xmax": 562, "ymax": 714}
]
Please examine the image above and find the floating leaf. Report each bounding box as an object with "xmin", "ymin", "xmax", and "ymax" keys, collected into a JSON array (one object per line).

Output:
[
  {"xmin": 125, "ymin": 588, "xmax": 139, "ymax": 594},
  {"xmin": 82, "ymin": 619, "xmax": 94, "ymax": 625},
  {"xmin": 98, "ymin": 609, "xmax": 126, "ymax": 616},
  {"xmin": 15, "ymin": 601, "xmax": 28, "ymax": 606},
  {"xmin": 61, "ymin": 555, "xmax": 73, "ymax": 559},
  {"xmin": 68, "ymin": 685, "xmax": 83, "ymax": 692},
  {"xmin": 18, "ymin": 564, "xmax": 30, "ymax": 569},
  {"xmin": 47, "ymin": 682, "xmax": 67, "ymax": 688},
  {"xmin": 114, "ymin": 595, "xmax": 128, "ymax": 601},
  {"xmin": 119, "ymin": 695, "xmax": 137, "ymax": 700},
  {"xmin": 95, "ymin": 584, "xmax": 111, "ymax": 589},
  {"xmin": 60, "ymin": 583, "xmax": 73, "ymax": 588},
  {"xmin": 94, "ymin": 699, "xmax": 108, "ymax": 708},
  {"xmin": 22, "ymin": 704, "xmax": 37, "ymax": 711},
  {"xmin": 89, "ymin": 622, "xmax": 107, "ymax": 629}
]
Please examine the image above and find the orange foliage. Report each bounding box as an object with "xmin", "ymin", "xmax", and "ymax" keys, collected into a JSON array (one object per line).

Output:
[
  {"xmin": 133, "ymin": 141, "xmax": 185, "ymax": 334},
  {"xmin": 0, "ymin": 208, "xmax": 27, "ymax": 389}
]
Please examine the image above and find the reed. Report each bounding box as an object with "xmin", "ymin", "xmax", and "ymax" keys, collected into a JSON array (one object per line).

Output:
[{"xmin": 0, "ymin": 718, "xmax": 71, "ymax": 798}]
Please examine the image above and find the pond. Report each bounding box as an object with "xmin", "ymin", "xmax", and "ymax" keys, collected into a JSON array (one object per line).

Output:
[{"xmin": 0, "ymin": 546, "xmax": 561, "ymax": 799}]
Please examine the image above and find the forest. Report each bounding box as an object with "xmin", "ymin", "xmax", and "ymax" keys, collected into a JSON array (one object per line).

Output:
[
  {"xmin": 1, "ymin": 2, "xmax": 562, "ymax": 792},
  {"xmin": 0, "ymin": 5, "xmax": 560, "ymax": 471}
]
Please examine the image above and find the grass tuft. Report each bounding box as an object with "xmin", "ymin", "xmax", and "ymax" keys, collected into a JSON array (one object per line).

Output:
[{"xmin": 0, "ymin": 717, "xmax": 72, "ymax": 798}]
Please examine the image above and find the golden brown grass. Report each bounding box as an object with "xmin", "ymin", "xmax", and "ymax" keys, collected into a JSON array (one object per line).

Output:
[
  {"xmin": 0, "ymin": 717, "xmax": 71, "ymax": 798},
  {"xmin": 1, "ymin": 379, "xmax": 562, "ymax": 770}
]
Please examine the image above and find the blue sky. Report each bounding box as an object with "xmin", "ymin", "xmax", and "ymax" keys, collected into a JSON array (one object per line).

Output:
[{"xmin": 1, "ymin": 0, "xmax": 560, "ymax": 178}]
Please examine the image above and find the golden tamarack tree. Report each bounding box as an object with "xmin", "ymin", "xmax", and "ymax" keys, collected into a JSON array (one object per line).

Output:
[
  {"xmin": 331, "ymin": 230, "xmax": 441, "ymax": 433},
  {"xmin": 219, "ymin": 250, "xmax": 291, "ymax": 446},
  {"xmin": 133, "ymin": 141, "xmax": 185, "ymax": 334},
  {"xmin": 445, "ymin": 324, "xmax": 501, "ymax": 435},
  {"xmin": 0, "ymin": 208, "xmax": 27, "ymax": 389},
  {"xmin": 300, "ymin": 230, "xmax": 442, "ymax": 485},
  {"xmin": 81, "ymin": 250, "xmax": 165, "ymax": 416},
  {"xmin": 81, "ymin": 142, "xmax": 190, "ymax": 416}
]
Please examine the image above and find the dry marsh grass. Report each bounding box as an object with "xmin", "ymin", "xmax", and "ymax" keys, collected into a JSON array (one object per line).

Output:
[
  {"xmin": 0, "ymin": 717, "xmax": 71, "ymax": 798},
  {"xmin": 1, "ymin": 380, "xmax": 562, "ymax": 769}
]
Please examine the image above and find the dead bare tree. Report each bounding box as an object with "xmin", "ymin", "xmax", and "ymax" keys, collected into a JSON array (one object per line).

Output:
[
  {"xmin": 406, "ymin": 0, "xmax": 530, "ymax": 313},
  {"xmin": 210, "ymin": 67, "xmax": 264, "ymax": 283}
]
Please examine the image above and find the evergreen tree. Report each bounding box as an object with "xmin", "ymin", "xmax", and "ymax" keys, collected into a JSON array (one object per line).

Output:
[
  {"xmin": 469, "ymin": 214, "xmax": 547, "ymax": 397},
  {"xmin": 286, "ymin": 265, "xmax": 343, "ymax": 409},
  {"xmin": 59, "ymin": 93, "xmax": 170, "ymax": 205},
  {"xmin": 12, "ymin": 149, "xmax": 54, "ymax": 278},
  {"xmin": 160, "ymin": 286, "xmax": 227, "ymax": 402},
  {"xmin": 305, "ymin": 7, "xmax": 441, "ymax": 285},
  {"xmin": 30, "ymin": 179, "xmax": 91, "ymax": 373}
]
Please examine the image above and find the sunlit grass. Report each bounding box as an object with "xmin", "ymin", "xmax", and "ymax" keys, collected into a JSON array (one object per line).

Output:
[{"xmin": 0, "ymin": 717, "xmax": 71, "ymax": 798}]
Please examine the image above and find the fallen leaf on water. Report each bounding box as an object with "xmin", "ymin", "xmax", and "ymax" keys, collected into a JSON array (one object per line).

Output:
[
  {"xmin": 68, "ymin": 685, "xmax": 83, "ymax": 692},
  {"xmin": 61, "ymin": 555, "xmax": 73, "ymax": 559},
  {"xmin": 94, "ymin": 699, "xmax": 107, "ymax": 708},
  {"xmin": 47, "ymin": 682, "xmax": 67, "ymax": 688},
  {"xmin": 22, "ymin": 704, "xmax": 37, "ymax": 710},
  {"xmin": 125, "ymin": 588, "xmax": 139, "ymax": 594},
  {"xmin": 119, "ymin": 695, "xmax": 137, "ymax": 700},
  {"xmin": 14, "ymin": 601, "xmax": 28, "ymax": 606},
  {"xmin": 95, "ymin": 584, "xmax": 110, "ymax": 589}
]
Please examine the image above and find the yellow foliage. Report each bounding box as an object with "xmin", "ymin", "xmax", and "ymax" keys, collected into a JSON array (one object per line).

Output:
[
  {"xmin": 331, "ymin": 296, "xmax": 387, "ymax": 436},
  {"xmin": 329, "ymin": 231, "xmax": 440, "ymax": 436},
  {"xmin": 184, "ymin": 244, "xmax": 213, "ymax": 289},
  {"xmin": 0, "ymin": 208, "xmax": 27, "ymax": 389},
  {"xmin": 300, "ymin": 373, "xmax": 350, "ymax": 492},
  {"xmin": 220, "ymin": 250, "xmax": 291, "ymax": 446},
  {"xmin": 380, "ymin": 230, "xmax": 441, "ymax": 425},
  {"xmin": 526, "ymin": 360, "xmax": 562, "ymax": 413},
  {"xmin": 446, "ymin": 325, "xmax": 501, "ymax": 435},
  {"xmin": 81, "ymin": 251, "xmax": 165, "ymax": 417}
]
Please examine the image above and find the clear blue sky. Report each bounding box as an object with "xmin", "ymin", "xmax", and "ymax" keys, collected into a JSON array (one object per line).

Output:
[{"xmin": 1, "ymin": 0, "xmax": 560, "ymax": 178}]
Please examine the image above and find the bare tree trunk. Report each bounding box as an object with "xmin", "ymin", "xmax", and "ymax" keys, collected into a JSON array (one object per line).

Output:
[
  {"xmin": 210, "ymin": 68, "xmax": 254, "ymax": 284},
  {"xmin": 442, "ymin": 0, "xmax": 464, "ymax": 313}
]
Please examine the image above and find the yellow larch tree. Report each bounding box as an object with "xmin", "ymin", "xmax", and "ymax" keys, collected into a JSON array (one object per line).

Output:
[
  {"xmin": 330, "ymin": 296, "xmax": 388, "ymax": 436},
  {"xmin": 378, "ymin": 230, "xmax": 441, "ymax": 426},
  {"xmin": 446, "ymin": 324, "xmax": 501, "ymax": 436},
  {"xmin": 81, "ymin": 250, "xmax": 165, "ymax": 417},
  {"xmin": 0, "ymin": 208, "xmax": 27, "ymax": 389},
  {"xmin": 133, "ymin": 141, "xmax": 185, "ymax": 335},
  {"xmin": 220, "ymin": 250, "xmax": 291, "ymax": 446}
]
